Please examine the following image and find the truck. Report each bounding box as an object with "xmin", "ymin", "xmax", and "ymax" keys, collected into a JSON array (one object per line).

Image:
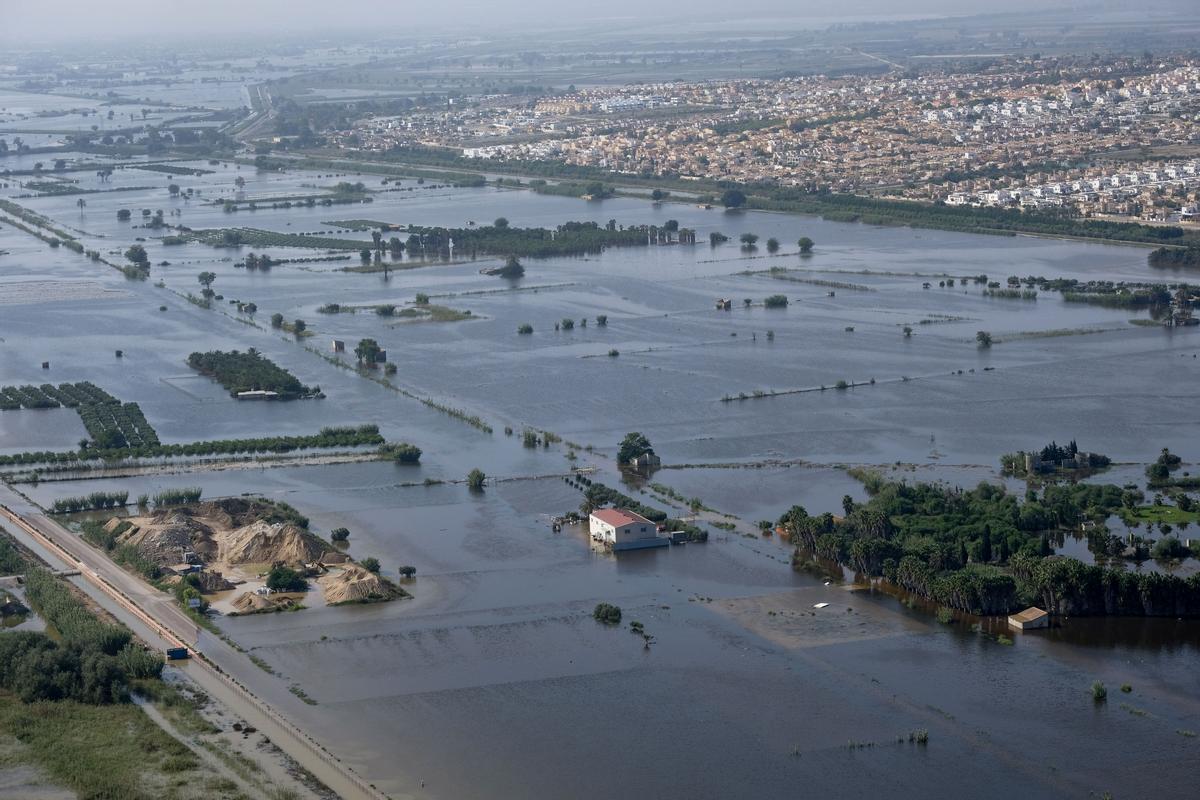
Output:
[{"xmin": 166, "ymin": 647, "xmax": 190, "ymax": 661}]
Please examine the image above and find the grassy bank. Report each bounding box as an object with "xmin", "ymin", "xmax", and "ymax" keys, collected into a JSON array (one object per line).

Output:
[{"xmin": 0, "ymin": 694, "xmax": 204, "ymax": 800}]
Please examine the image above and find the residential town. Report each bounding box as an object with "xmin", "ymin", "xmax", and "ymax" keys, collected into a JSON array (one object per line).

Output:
[{"xmin": 332, "ymin": 55, "xmax": 1200, "ymax": 224}]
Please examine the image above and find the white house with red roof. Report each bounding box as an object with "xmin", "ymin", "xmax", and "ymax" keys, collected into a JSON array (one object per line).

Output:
[{"xmin": 589, "ymin": 508, "xmax": 668, "ymax": 551}]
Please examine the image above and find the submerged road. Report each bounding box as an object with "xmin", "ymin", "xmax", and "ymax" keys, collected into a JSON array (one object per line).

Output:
[{"xmin": 0, "ymin": 484, "xmax": 393, "ymax": 800}]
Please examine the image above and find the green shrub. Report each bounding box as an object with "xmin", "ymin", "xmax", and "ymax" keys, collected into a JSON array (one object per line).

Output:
[{"xmin": 593, "ymin": 603, "xmax": 622, "ymax": 625}]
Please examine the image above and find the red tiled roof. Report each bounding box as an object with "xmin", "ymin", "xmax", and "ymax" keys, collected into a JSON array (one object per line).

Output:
[{"xmin": 591, "ymin": 508, "xmax": 651, "ymax": 527}]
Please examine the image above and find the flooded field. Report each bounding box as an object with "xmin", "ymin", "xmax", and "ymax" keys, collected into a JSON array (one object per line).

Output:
[{"xmin": 3, "ymin": 159, "xmax": 1200, "ymax": 798}]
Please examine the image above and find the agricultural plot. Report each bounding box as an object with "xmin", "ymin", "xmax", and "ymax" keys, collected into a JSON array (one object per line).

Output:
[
  {"xmin": 0, "ymin": 382, "xmax": 158, "ymax": 448},
  {"xmin": 128, "ymin": 163, "xmax": 215, "ymax": 175},
  {"xmin": 188, "ymin": 227, "xmax": 367, "ymax": 250},
  {"xmin": 187, "ymin": 350, "xmax": 320, "ymax": 399},
  {"xmin": 77, "ymin": 402, "xmax": 161, "ymax": 449}
]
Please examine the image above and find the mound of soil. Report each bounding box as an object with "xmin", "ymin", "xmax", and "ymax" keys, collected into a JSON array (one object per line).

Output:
[
  {"xmin": 193, "ymin": 571, "xmax": 236, "ymax": 593},
  {"xmin": 319, "ymin": 565, "xmax": 404, "ymax": 605},
  {"xmin": 216, "ymin": 520, "xmax": 324, "ymax": 567},
  {"xmin": 109, "ymin": 499, "xmax": 327, "ymax": 572},
  {"xmin": 117, "ymin": 512, "xmax": 210, "ymax": 565},
  {"xmin": 230, "ymin": 590, "xmax": 302, "ymax": 615}
]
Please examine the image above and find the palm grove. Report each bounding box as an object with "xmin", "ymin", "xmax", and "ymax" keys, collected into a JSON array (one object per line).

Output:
[{"xmin": 787, "ymin": 467, "xmax": 1200, "ymax": 618}]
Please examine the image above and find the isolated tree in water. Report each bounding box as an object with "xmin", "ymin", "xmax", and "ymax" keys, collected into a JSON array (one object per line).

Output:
[
  {"xmin": 617, "ymin": 432, "xmax": 654, "ymax": 465},
  {"xmin": 354, "ymin": 338, "xmax": 381, "ymax": 364},
  {"xmin": 467, "ymin": 468, "xmax": 486, "ymax": 491}
]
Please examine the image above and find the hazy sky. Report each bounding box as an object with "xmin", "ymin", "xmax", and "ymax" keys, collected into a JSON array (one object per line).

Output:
[{"xmin": 1, "ymin": 0, "xmax": 1087, "ymax": 44}]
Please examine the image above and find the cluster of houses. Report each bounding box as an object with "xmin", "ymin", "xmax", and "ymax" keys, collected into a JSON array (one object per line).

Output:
[{"xmin": 946, "ymin": 160, "xmax": 1200, "ymax": 220}]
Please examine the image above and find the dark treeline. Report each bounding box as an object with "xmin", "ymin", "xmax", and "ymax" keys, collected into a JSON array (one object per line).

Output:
[
  {"xmin": 746, "ymin": 189, "xmax": 1194, "ymax": 245},
  {"xmin": 187, "ymin": 350, "xmax": 319, "ymax": 399},
  {"xmin": 784, "ymin": 474, "xmax": 1196, "ymax": 617},
  {"xmin": 311, "ymin": 146, "xmax": 1200, "ymax": 247},
  {"xmin": 403, "ymin": 220, "xmax": 669, "ymax": 259},
  {"xmin": 1149, "ymin": 245, "xmax": 1200, "ymax": 269},
  {"xmin": 0, "ymin": 424, "xmax": 384, "ymax": 467}
]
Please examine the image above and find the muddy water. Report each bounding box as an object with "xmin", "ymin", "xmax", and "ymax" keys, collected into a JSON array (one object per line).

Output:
[{"xmin": 4, "ymin": 163, "xmax": 1200, "ymax": 798}]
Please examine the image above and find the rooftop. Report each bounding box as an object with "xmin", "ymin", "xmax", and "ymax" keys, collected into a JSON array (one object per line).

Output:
[
  {"xmin": 1009, "ymin": 607, "xmax": 1049, "ymax": 624},
  {"xmin": 591, "ymin": 508, "xmax": 653, "ymax": 527}
]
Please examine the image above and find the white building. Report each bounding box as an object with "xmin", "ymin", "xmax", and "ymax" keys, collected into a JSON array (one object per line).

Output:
[{"xmin": 589, "ymin": 508, "xmax": 668, "ymax": 551}]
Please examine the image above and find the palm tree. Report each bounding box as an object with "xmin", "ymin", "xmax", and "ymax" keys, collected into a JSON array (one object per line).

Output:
[{"xmin": 76, "ymin": 198, "xmax": 86, "ymax": 216}]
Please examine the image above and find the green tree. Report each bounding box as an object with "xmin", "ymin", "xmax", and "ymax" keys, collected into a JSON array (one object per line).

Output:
[
  {"xmin": 354, "ymin": 338, "xmax": 381, "ymax": 364},
  {"xmin": 721, "ymin": 189, "xmax": 746, "ymax": 208},
  {"xmin": 740, "ymin": 233, "xmax": 759, "ymax": 247},
  {"xmin": 798, "ymin": 236, "xmax": 814, "ymax": 253},
  {"xmin": 467, "ymin": 468, "xmax": 486, "ymax": 491},
  {"xmin": 494, "ymin": 217, "xmax": 509, "ymax": 229},
  {"xmin": 766, "ymin": 237, "xmax": 780, "ymax": 253},
  {"xmin": 292, "ymin": 319, "xmax": 306, "ymax": 333},
  {"xmin": 360, "ymin": 557, "xmax": 381, "ymax": 573},
  {"xmin": 266, "ymin": 565, "xmax": 307, "ymax": 592},
  {"xmin": 124, "ymin": 244, "xmax": 148, "ymax": 266},
  {"xmin": 270, "ymin": 313, "xmax": 284, "ymax": 328},
  {"xmin": 976, "ymin": 331, "xmax": 993, "ymax": 348},
  {"xmin": 197, "ymin": 271, "xmax": 216, "ymax": 290},
  {"xmin": 617, "ymin": 432, "xmax": 654, "ymax": 465},
  {"xmin": 330, "ymin": 527, "xmax": 350, "ymax": 542},
  {"xmin": 593, "ymin": 603, "xmax": 622, "ymax": 624}
]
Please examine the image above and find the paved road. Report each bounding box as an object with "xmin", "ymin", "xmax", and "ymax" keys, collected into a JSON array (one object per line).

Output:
[{"xmin": 0, "ymin": 484, "xmax": 392, "ymax": 800}]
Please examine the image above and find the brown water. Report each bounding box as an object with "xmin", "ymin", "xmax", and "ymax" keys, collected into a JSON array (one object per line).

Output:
[{"xmin": 3, "ymin": 161, "xmax": 1200, "ymax": 798}]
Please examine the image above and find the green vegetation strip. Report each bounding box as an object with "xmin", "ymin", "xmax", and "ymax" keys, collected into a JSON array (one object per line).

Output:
[
  {"xmin": 0, "ymin": 695, "xmax": 201, "ymax": 800},
  {"xmin": 0, "ymin": 424, "xmax": 384, "ymax": 468}
]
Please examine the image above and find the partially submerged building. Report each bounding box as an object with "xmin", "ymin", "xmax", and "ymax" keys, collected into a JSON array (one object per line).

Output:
[
  {"xmin": 1007, "ymin": 607, "xmax": 1050, "ymax": 630},
  {"xmin": 589, "ymin": 508, "xmax": 668, "ymax": 551}
]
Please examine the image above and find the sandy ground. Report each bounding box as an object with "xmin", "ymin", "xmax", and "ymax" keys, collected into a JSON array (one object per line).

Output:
[{"xmin": 707, "ymin": 584, "xmax": 924, "ymax": 649}]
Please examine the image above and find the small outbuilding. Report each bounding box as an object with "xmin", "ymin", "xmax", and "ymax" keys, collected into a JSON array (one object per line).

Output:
[
  {"xmin": 630, "ymin": 452, "xmax": 661, "ymax": 469},
  {"xmin": 1007, "ymin": 607, "xmax": 1049, "ymax": 630}
]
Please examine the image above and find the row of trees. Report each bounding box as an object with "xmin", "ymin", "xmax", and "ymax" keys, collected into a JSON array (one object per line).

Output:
[
  {"xmin": 402, "ymin": 220, "xmax": 663, "ymax": 260},
  {"xmin": 0, "ymin": 425, "xmax": 386, "ymax": 467},
  {"xmin": 50, "ymin": 491, "xmax": 129, "ymax": 514}
]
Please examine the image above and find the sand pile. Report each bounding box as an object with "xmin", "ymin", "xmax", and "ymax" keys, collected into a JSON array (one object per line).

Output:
[
  {"xmin": 231, "ymin": 592, "xmax": 274, "ymax": 614},
  {"xmin": 117, "ymin": 512, "xmax": 209, "ymax": 564},
  {"xmin": 319, "ymin": 565, "xmax": 403, "ymax": 604},
  {"xmin": 216, "ymin": 520, "xmax": 325, "ymax": 567},
  {"xmin": 193, "ymin": 571, "xmax": 236, "ymax": 593},
  {"xmin": 110, "ymin": 499, "xmax": 327, "ymax": 572}
]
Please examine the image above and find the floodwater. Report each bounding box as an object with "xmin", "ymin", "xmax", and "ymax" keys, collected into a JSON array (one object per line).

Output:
[{"xmin": 3, "ymin": 157, "xmax": 1200, "ymax": 798}]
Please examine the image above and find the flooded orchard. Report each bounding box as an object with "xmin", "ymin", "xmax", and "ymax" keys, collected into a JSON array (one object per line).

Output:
[{"xmin": 3, "ymin": 157, "xmax": 1200, "ymax": 799}]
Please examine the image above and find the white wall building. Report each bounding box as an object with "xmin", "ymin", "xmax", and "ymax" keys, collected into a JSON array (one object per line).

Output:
[{"xmin": 589, "ymin": 508, "xmax": 667, "ymax": 551}]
